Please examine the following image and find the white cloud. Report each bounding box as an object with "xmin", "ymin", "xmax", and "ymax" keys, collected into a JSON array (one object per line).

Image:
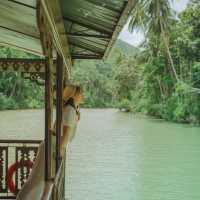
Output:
[
  {"xmin": 172, "ymin": 0, "xmax": 189, "ymax": 12},
  {"xmin": 119, "ymin": 23, "xmax": 144, "ymax": 46}
]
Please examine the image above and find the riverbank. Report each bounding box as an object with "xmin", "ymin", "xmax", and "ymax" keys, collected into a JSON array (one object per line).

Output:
[{"xmin": 1, "ymin": 105, "xmax": 200, "ymax": 126}]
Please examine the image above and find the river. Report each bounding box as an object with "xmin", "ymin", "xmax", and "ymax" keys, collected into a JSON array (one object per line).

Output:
[{"xmin": 0, "ymin": 109, "xmax": 200, "ymax": 200}]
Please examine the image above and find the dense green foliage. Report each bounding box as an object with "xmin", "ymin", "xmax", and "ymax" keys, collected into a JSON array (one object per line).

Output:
[
  {"xmin": 71, "ymin": 40, "xmax": 137, "ymax": 108},
  {"xmin": 125, "ymin": 1, "xmax": 200, "ymax": 123},
  {"xmin": 0, "ymin": 2, "xmax": 199, "ymax": 124},
  {"xmin": 0, "ymin": 47, "xmax": 44, "ymax": 110},
  {"xmin": 72, "ymin": 2, "xmax": 200, "ymax": 124}
]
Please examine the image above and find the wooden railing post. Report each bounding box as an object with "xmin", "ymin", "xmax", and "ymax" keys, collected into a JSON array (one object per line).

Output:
[{"xmin": 45, "ymin": 58, "xmax": 54, "ymax": 180}]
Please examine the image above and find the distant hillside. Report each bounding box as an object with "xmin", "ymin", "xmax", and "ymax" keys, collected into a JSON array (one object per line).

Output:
[
  {"xmin": 114, "ymin": 39, "xmax": 138, "ymax": 56},
  {"xmin": 107, "ymin": 39, "xmax": 138, "ymax": 63},
  {"xmin": 107, "ymin": 39, "xmax": 139, "ymax": 60}
]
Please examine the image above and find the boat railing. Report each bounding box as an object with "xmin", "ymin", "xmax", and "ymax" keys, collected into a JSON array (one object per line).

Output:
[
  {"xmin": 0, "ymin": 140, "xmax": 41, "ymax": 199},
  {"xmin": 42, "ymin": 151, "xmax": 66, "ymax": 200},
  {"xmin": 53, "ymin": 153, "xmax": 65, "ymax": 200}
]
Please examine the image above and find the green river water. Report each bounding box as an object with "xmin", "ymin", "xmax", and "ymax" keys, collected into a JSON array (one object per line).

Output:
[{"xmin": 0, "ymin": 109, "xmax": 200, "ymax": 200}]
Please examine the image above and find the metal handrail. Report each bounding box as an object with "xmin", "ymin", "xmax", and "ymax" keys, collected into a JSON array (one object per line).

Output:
[{"xmin": 0, "ymin": 140, "xmax": 41, "ymax": 144}]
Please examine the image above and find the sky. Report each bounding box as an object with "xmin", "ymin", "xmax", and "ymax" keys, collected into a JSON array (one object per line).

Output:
[{"xmin": 119, "ymin": 0, "xmax": 190, "ymax": 46}]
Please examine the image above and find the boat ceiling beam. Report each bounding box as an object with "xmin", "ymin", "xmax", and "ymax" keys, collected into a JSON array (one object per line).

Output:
[
  {"xmin": 63, "ymin": 16, "xmax": 112, "ymax": 36},
  {"xmin": 85, "ymin": 0, "xmax": 121, "ymax": 13},
  {"xmin": 7, "ymin": 0, "xmax": 36, "ymax": 9},
  {"xmin": 67, "ymin": 33, "xmax": 110, "ymax": 39},
  {"xmin": 71, "ymin": 54, "xmax": 102, "ymax": 59},
  {"xmin": 0, "ymin": 25, "xmax": 40, "ymax": 40},
  {"xmin": 70, "ymin": 41, "xmax": 104, "ymax": 55}
]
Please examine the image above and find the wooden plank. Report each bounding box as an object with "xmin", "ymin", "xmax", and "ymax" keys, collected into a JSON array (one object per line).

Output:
[
  {"xmin": 0, "ymin": 27, "xmax": 43, "ymax": 56},
  {"xmin": 63, "ymin": 16, "xmax": 112, "ymax": 36},
  {"xmin": 71, "ymin": 54, "xmax": 102, "ymax": 59},
  {"xmin": 0, "ymin": 1, "xmax": 39, "ymax": 37},
  {"xmin": 9, "ymin": 0, "xmax": 37, "ymax": 8},
  {"xmin": 0, "ymin": 140, "xmax": 41, "ymax": 144}
]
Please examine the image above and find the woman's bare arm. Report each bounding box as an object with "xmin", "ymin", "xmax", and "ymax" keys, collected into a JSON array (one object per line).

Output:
[{"xmin": 60, "ymin": 125, "xmax": 70, "ymax": 156}]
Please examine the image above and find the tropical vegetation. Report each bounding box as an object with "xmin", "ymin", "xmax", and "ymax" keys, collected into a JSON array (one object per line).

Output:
[
  {"xmin": 0, "ymin": 47, "xmax": 44, "ymax": 109},
  {"xmin": 0, "ymin": 1, "xmax": 200, "ymax": 124}
]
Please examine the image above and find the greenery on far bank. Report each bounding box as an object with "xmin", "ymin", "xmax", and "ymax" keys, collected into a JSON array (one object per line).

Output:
[
  {"xmin": 73, "ymin": 1, "xmax": 200, "ymax": 124},
  {"xmin": 0, "ymin": 48, "xmax": 44, "ymax": 110},
  {"xmin": 0, "ymin": 1, "xmax": 199, "ymax": 125},
  {"xmin": 127, "ymin": 0, "xmax": 200, "ymax": 124}
]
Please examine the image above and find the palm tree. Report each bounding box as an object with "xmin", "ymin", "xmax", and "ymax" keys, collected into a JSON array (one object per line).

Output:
[{"xmin": 128, "ymin": 0, "xmax": 179, "ymax": 82}]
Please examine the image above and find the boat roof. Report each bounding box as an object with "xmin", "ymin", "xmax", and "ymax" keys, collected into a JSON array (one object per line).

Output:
[{"xmin": 0, "ymin": 0, "xmax": 134, "ymax": 61}]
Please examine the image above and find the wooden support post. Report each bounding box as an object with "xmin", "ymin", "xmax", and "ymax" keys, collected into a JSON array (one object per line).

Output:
[
  {"xmin": 44, "ymin": 59, "xmax": 50, "ymax": 181},
  {"xmin": 45, "ymin": 56, "xmax": 56, "ymax": 181},
  {"xmin": 44, "ymin": 57, "xmax": 55, "ymax": 180},
  {"xmin": 37, "ymin": 0, "xmax": 71, "ymax": 185},
  {"xmin": 55, "ymin": 54, "xmax": 63, "ymax": 172},
  {"xmin": 39, "ymin": 3, "xmax": 56, "ymax": 181}
]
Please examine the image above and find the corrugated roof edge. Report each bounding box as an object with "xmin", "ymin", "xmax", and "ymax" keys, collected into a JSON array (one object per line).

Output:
[{"xmin": 103, "ymin": 0, "xmax": 135, "ymax": 60}]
